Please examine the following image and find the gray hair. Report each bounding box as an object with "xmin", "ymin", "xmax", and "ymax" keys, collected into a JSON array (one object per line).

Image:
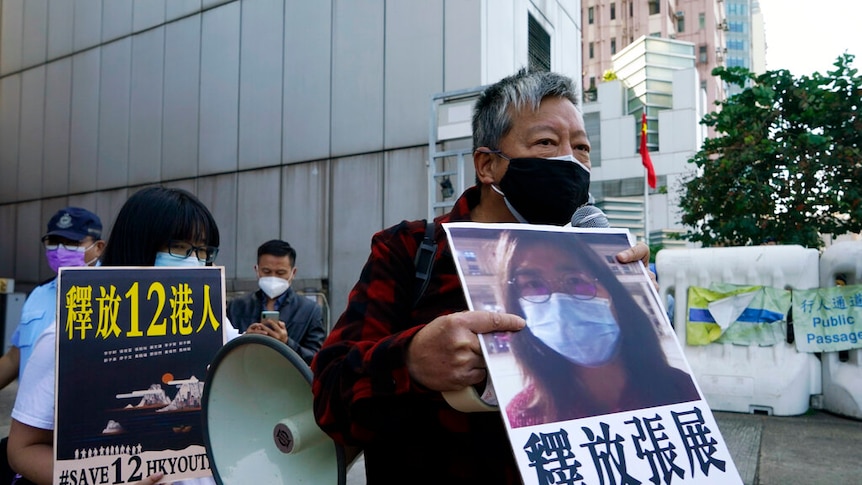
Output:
[{"xmin": 472, "ymin": 68, "xmax": 580, "ymax": 151}]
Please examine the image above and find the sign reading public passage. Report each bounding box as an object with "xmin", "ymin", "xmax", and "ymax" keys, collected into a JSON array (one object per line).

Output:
[
  {"xmin": 444, "ymin": 223, "xmax": 742, "ymax": 485},
  {"xmin": 792, "ymin": 285, "xmax": 862, "ymax": 352},
  {"xmin": 55, "ymin": 267, "xmax": 225, "ymax": 484}
]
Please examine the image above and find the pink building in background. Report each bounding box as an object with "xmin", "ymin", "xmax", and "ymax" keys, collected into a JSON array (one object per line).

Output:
[{"xmin": 582, "ymin": 0, "xmax": 727, "ymax": 111}]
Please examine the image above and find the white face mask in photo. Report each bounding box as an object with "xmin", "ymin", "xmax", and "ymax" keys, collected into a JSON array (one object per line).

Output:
[
  {"xmin": 258, "ymin": 276, "xmax": 290, "ymax": 299},
  {"xmin": 520, "ymin": 294, "xmax": 621, "ymax": 367},
  {"xmin": 153, "ymin": 251, "xmax": 206, "ymax": 268}
]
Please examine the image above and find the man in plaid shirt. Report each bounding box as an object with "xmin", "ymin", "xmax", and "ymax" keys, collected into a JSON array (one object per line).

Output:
[{"xmin": 312, "ymin": 69, "xmax": 652, "ymax": 483}]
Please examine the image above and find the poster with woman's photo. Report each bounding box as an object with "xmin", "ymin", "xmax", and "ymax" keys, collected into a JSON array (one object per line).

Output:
[{"xmin": 443, "ymin": 222, "xmax": 741, "ymax": 485}]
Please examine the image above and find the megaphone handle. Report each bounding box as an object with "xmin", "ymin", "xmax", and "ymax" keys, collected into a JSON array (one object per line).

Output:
[{"xmin": 442, "ymin": 386, "xmax": 499, "ymax": 413}]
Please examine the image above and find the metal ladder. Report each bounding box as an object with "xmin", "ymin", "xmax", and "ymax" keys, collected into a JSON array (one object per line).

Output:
[{"xmin": 426, "ymin": 85, "xmax": 487, "ymax": 220}]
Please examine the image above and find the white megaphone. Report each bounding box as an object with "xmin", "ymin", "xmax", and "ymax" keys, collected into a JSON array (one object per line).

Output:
[{"xmin": 202, "ymin": 334, "xmax": 360, "ymax": 484}]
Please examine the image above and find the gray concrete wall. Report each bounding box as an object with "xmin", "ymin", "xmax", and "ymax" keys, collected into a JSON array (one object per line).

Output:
[{"xmin": 0, "ymin": 0, "xmax": 583, "ymax": 325}]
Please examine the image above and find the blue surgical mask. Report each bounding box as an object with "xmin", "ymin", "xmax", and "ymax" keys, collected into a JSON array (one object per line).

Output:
[
  {"xmin": 154, "ymin": 251, "xmax": 206, "ymax": 268},
  {"xmin": 520, "ymin": 294, "xmax": 620, "ymax": 367}
]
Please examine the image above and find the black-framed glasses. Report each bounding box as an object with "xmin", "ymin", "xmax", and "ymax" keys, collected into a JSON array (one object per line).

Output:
[
  {"xmin": 508, "ymin": 272, "xmax": 598, "ymax": 303},
  {"xmin": 166, "ymin": 240, "xmax": 219, "ymax": 263}
]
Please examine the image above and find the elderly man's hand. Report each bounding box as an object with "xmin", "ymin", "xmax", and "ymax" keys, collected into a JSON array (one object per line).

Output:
[
  {"xmin": 616, "ymin": 242, "xmax": 657, "ymax": 290},
  {"xmin": 406, "ymin": 311, "xmax": 525, "ymax": 392}
]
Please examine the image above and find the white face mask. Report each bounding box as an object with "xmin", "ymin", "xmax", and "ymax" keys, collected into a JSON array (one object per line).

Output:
[
  {"xmin": 153, "ymin": 251, "xmax": 206, "ymax": 268},
  {"xmin": 520, "ymin": 294, "xmax": 621, "ymax": 367},
  {"xmin": 258, "ymin": 276, "xmax": 290, "ymax": 299}
]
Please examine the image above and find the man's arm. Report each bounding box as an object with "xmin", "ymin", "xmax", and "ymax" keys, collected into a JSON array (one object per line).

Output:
[
  {"xmin": 0, "ymin": 346, "xmax": 20, "ymax": 389},
  {"xmin": 310, "ymin": 223, "xmax": 523, "ymax": 445},
  {"xmin": 8, "ymin": 419, "xmax": 53, "ymax": 485}
]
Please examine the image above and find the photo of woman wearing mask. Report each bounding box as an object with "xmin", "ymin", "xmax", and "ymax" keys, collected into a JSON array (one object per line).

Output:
[{"xmin": 494, "ymin": 229, "xmax": 700, "ymax": 428}]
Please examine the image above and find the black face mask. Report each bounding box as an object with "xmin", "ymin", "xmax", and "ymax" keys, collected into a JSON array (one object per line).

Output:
[{"xmin": 494, "ymin": 156, "xmax": 590, "ymax": 225}]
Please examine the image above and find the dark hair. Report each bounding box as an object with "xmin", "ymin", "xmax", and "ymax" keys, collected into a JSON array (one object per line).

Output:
[
  {"xmin": 472, "ymin": 68, "xmax": 580, "ymax": 152},
  {"xmin": 496, "ymin": 230, "xmax": 676, "ymax": 420},
  {"xmin": 101, "ymin": 187, "xmax": 220, "ymax": 266},
  {"xmin": 257, "ymin": 239, "xmax": 296, "ymax": 266}
]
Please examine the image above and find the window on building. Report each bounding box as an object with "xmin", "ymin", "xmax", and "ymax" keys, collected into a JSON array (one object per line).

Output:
[
  {"xmin": 588, "ymin": 6, "xmax": 594, "ymax": 24},
  {"xmin": 729, "ymin": 21, "xmax": 744, "ymax": 33},
  {"xmin": 727, "ymin": 39, "xmax": 745, "ymax": 51},
  {"xmin": 589, "ymin": 76, "xmax": 596, "ymax": 90},
  {"xmin": 699, "ymin": 45, "xmax": 708, "ymax": 63},
  {"xmin": 648, "ymin": 0, "xmax": 660, "ymax": 15},
  {"xmin": 589, "ymin": 42, "xmax": 595, "ymax": 59},
  {"xmin": 699, "ymin": 13, "xmax": 705, "ymax": 30},
  {"xmin": 630, "ymin": 2, "xmax": 633, "ymax": 17},
  {"xmin": 611, "ymin": 38, "xmax": 617, "ymax": 55},
  {"xmin": 611, "ymin": 3, "xmax": 616, "ymax": 20},
  {"xmin": 677, "ymin": 17, "xmax": 685, "ymax": 32},
  {"xmin": 528, "ymin": 14, "xmax": 551, "ymax": 72}
]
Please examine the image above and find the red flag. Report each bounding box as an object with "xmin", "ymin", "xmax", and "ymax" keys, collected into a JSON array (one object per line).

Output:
[{"xmin": 640, "ymin": 112, "xmax": 657, "ymax": 189}]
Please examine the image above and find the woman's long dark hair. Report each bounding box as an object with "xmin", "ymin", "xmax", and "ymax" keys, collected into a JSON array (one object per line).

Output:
[
  {"xmin": 100, "ymin": 187, "xmax": 220, "ymax": 267},
  {"xmin": 497, "ymin": 230, "xmax": 684, "ymax": 421}
]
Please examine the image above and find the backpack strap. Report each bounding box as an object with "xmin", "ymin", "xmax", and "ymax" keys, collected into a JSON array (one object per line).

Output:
[{"xmin": 413, "ymin": 220, "xmax": 437, "ymax": 306}]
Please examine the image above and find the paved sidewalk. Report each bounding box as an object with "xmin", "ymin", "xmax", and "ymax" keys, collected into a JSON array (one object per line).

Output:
[
  {"xmin": 715, "ymin": 409, "xmax": 862, "ymax": 485},
  {"xmin": 2, "ymin": 382, "xmax": 860, "ymax": 484}
]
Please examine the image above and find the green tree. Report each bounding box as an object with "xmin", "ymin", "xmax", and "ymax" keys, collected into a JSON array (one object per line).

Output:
[{"xmin": 678, "ymin": 54, "xmax": 862, "ymax": 248}]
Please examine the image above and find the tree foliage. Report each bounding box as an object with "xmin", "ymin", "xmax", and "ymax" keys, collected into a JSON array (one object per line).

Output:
[{"xmin": 678, "ymin": 54, "xmax": 862, "ymax": 248}]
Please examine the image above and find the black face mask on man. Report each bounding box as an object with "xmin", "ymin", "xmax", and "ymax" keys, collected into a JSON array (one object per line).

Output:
[{"xmin": 489, "ymin": 153, "xmax": 591, "ymax": 225}]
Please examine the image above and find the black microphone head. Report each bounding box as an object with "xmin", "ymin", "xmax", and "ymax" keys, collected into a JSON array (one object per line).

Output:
[{"xmin": 571, "ymin": 204, "xmax": 610, "ymax": 228}]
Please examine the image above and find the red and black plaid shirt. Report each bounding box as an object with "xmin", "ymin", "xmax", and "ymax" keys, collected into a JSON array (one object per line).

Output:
[{"xmin": 312, "ymin": 186, "xmax": 521, "ymax": 483}]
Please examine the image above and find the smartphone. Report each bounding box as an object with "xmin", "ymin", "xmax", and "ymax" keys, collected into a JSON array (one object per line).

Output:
[{"xmin": 261, "ymin": 310, "xmax": 280, "ymax": 323}]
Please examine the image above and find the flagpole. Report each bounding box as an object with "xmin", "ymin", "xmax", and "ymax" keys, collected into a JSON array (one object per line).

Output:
[{"xmin": 644, "ymin": 171, "xmax": 649, "ymax": 245}]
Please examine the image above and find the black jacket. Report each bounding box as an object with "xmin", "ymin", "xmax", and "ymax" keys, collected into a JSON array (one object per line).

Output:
[{"xmin": 227, "ymin": 287, "xmax": 326, "ymax": 365}]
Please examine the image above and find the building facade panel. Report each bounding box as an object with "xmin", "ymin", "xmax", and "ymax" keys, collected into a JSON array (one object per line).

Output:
[
  {"xmin": 483, "ymin": 0, "xmax": 518, "ymax": 84},
  {"xmin": 331, "ymin": 0, "xmax": 385, "ymax": 157},
  {"xmin": 383, "ymin": 146, "xmax": 429, "ymax": 229},
  {"xmin": 19, "ymin": 67, "xmax": 46, "ymax": 200},
  {"xmin": 46, "ymin": 0, "xmax": 74, "ymax": 60},
  {"xmin": 73, "ymin": 0, "xmax": 103, "ymax": 53},
  {"xmin": 238, "ymin": 0, "xmax": 284, "ymax": 170},
  {"xmin": 166, "ymin": 0, "xmax": 202, "ymax": 22},
  {"xmin": 97, "ymin": 39, "xmax": 132, "ymax": 191},
  {"xmin": 236, "ymin": 168, "xmax": 282, "ymax": 280},
  {"xmin": 329, "ymin": 153, "xmax": 384, "ymax": 323},
  {"xmin": 0, "ymin": 0, "xmax": 24, "ymax": 75},
  {"xmin": 132, "ymin": 0, "xmax": 166, "ymax": 32},
  {"xmin": 21, "ymin": 0, "xmax": 48, "ymax": 70},
  {"xmin": 43, "ymin": 59, "xmax": 72, "ymax": 198},
  {"xmin": 197, "ymin": 173, "xmax": 239, "ymax": 283},
  {"xmin": 443, "ymin": 0, "xmax": 482, "ymax": 91},
  {"xmin": 162, "ymin": 14, "xmax": 202, "ymax": 180},
  {"xmin": 0, "ymin": 206, "xmax": 16, "ymax": 276},
  {"xmin": 383, "ymin": 0, "xmax": 444, "ymax": 150},
  {"xmin": 101, "ymin": 0, "xmax": 133, "ymax": 44},
  {"xmin": 279, "ymin": 161, "xmax": 331, "ymax": 283},
  {"xmin": 13, "ymin": 201, "xmax": 40, "ymax": 282},
  {"xmin": 282, "ymin": 0, "xmax": 333, "ymax": 164},
  {"xmin": 199, "ymin": 3, "xmax": 241, "ymax": 175},
  {"xmin": 69, "ymin": 49, "xmax": 101, "ymax": 195},
  {"xmin": 0, "ymin": 75, "xmax": 22, "ymax": 204},
  {"xmin": 128, "ymin": 28, "xmax": 165, "ymax": 187}
]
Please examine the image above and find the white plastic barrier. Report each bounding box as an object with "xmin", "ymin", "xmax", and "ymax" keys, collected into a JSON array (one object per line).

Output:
[
  {"xmin": 657, "ymin": 245, "xmax": 822, "ymax": 415},
  {"xmin": 818, "ymin": 240, "xmax": 862, "ymax": 419}
]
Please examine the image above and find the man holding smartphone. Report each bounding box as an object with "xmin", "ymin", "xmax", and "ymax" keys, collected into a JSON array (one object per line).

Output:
[{"xmin": 227, "ymin": 239, "xmax": 326, "ymax": 365}]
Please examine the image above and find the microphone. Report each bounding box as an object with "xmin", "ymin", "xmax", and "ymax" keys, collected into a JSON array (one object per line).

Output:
[{"xmin": 570, "ymin": 204, "xmax": 610, "ymax": 228}]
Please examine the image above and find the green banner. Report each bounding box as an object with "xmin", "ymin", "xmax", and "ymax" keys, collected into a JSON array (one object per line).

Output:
[
  {"xmin": 686, "ymin": 284, "xmax": 790, "ymax": 346},
  {"xmin": 792, "ymin": 285, "xmax": 862, "ymax": 353}
]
